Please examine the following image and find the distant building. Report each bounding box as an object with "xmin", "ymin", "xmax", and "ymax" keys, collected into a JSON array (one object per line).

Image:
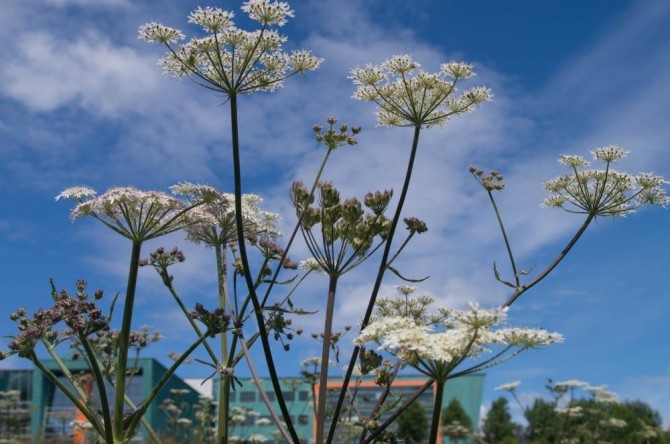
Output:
[
  {"xmin": 214, "ymin": 373, "xmax": 485, "ymax": 443},
  {"xmin": 1, "ymin": 362, "xmax": 484, "ymax": 443}
]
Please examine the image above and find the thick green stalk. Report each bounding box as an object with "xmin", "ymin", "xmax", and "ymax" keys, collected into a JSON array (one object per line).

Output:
[
  {"xmin": 113, "ymin": 240, "xmax": 142, "ymax": 441},
  {"xmin": 228, "ymin": 93, "xmax": 300, "ymax": 442},
  {"xmin": 428, "ymin": 380, "xmax": 445, "ymax": 444},
  {"xmin": 315, "ymin": 274, "xmax": 339, "ymax": 443},
  {"xmin": 215, "ymin": 244, "xmax": 230, "ymax": 444},
  {"xmin": 79, "ymin": 335, "xmax": 114, "ymax": 444},
  {"xmin": 328, "ymin": 125, "xmax": 422, "ymax": 442}
]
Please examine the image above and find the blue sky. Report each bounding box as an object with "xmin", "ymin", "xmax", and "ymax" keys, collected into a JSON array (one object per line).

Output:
[{"xmin": 1, "ymin": 0, "xmax": 669, "ymax": 428}]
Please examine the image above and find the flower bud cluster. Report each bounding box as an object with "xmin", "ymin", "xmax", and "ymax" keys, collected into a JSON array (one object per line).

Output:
[
  {"xmin": 190, "ymin": 303, "xmax": 231, "ymax": 337},
  {"xmin": 312, "ymin": 117, "xmax": 360, "ymax": 150},
  {"xmin": 5, "ymin": 281, "xmax": 108, "ymax": 359},
  {"xmin": 291, "ymin": 181, "xmax": 392, "ymax": 273},
  {"xmin": 265, "ymin": 303, "xmax": 302, "ymax": 351},
  {"xmin": 543, "ymin": 146, "xmax": 669, "ymax": 216},
  {"xmin": 469, "ymin": 166, "xmax": 505, "ymax": 191},
  {"xmin": 350, "ymin": 55, "xmax": 491, "ymax": 127},
  {"xmin": 403, "ymin": 217, "xmax": 428, "ymax": 234}
]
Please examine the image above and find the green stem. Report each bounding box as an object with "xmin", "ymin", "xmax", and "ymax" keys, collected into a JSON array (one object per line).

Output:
[
  {"xmin": 315, "ymin": 274, "xmax": 339, "ymax": 443},
  {"xmin": 215, "ymin": 244, "xmax": 230, "ymax": 444},
  {"xmin": 260, "ymin": 146, "xmax": 334, "ymax": 308},
  {"xmin": 229, "ymin": 93, "xmax": 300, "ymax": 442},
  {"xmin": 113, "ymin": 240, "xmax": 142, "ymax": 441},
  {"xmin": 31, "ymin": 354, "xmax": 104, "ymax": 437},
  {"xmin": 79, "ymin": 335, "xmax": 114, "ymax": 444},
  {"xmin": 328, "ymin": 125, "xmax": 422, "ymax": 443},
  {"xmin": 503, "ymin": 213, "xmax": 594, "ymax": 307},
  {"xmin": 429, "ymin": 380, "xmax": 445, "ymax": 444},
  {"xmin": 362, "ymin": 378, "xmax": 435, "ymax": 444},
  {"xmin": 487, "ymin": 189, "xmax": 520, "ymax": 286}
]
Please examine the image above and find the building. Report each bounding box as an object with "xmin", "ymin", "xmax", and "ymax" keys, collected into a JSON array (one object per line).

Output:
[
  {"xmin": 214, "ymin": 373, "xmax": 485, "ymax": 443},
  {"xmin": 1, "ymin": 362, "xmax": 484, "ymax": 443},
  {"xmin": 0, "ymin": 360, "xmax": 208, "ymax": 443}
]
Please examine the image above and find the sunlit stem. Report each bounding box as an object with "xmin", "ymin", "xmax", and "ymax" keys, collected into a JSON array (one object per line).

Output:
[
  {"xmin": 79, "ymin": 334, "xmax": 114, "ymax": 444},
  {"xmin": 487, "ymin": 189, "xmax": 520, "ymax": 287},
  {"xmin": 315, "ymin": 274, "xmax": 339, "ymax": 443},
  {"xmin": 503, "ymin": 214, "xmax": 594, "ymax": 307},
  {"xmin": 329, "ymin": 125, "xmax": 422, "ymax": 443},
  {"xmin": 113, "ymin": 239, "xmax": 142, "ymax": 441},
  {"xmin": 428, "ymin": 379, "xmax": 446, "ymax": 443}
]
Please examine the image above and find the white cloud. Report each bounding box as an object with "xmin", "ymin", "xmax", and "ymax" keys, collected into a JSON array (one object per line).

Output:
[
  {"xmin": 3, "ymin": 31, "xmax": 161, "ymax": 115},
  {"xmin": 41, "ymin": 0, "xmax": 130, "ymax": 7}
]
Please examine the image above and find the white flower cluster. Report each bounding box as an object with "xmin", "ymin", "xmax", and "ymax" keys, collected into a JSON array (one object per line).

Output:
[
  {"xmin": 350, "ymin": 55, "xmax": 491, "ymax": 127},
  {"xmin": 544, "ymin": 146, "xmax": 669, "ymax": 216},
  {"xmin": 57, "ymin": 186, "xmax": 190, "ymax": 241},
  {"xmin": 139, "ymin": 1, "xmax": 321, "ymax": 94},
  {"xmin": 171, "ymin": 182, "xmax": 281, "ymax": 247},
  {"xmin": 495, "ymin": 380, "xmax": 522, "ymax": 391},
  {"xmin": 355, "ymin": 303, "xmax": 562, "ymax": 370}
]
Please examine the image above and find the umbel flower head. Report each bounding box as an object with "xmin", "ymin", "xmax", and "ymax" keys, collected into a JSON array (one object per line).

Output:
[
  {"xmin": 350, "ymin": 54, "xmax": 491, "ymax": 127},
  {"xmin": 139, "ymin": 1, "xmax": 322, "ymax": 95},
  {"xmin": 56, "ymin": 186, "xmax": 193, "ymax": 242},
  {"xmin": 543, "ymin": 146, "xmax": 669, "ymax": 216},
  {"xmin": 171, "ymin": 182, "xmax": 281, "ymax": 247},
  {"xmin": 355, "ymin": 301, "xmax": 562, "ymax": 380}
]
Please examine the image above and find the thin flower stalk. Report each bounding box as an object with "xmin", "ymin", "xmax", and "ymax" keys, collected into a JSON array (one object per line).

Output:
[{"xmin": 470, "ymin": 148, "xmax": 669, "ymax": 307}]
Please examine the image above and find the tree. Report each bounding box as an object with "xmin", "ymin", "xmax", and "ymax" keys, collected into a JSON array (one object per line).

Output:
[
  {"xmin": 441, "ymin": 398, "xmax": 473, "ymax": 442},
  {"xmin": 396, "ymin": 400, "xmax": 428, "ymax": 443},
  {"xmin": 481, "ymin": 397, "xmax": 518, "ymax": 444}
]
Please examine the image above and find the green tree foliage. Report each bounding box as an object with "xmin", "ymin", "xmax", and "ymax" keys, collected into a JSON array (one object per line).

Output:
[
  {"xmin": 441, "ymin": 398, "xmax": 472, "ymax": 442},
  {"xmin": 482, "ymin": 397, "xmax": 518, "ymax": 444},
  {"xmin": 396, "ymin": 400, "xmax": 428, "ymax": 443},
  {"xmin": 524, "ymin": 398, "xmax": 670, "ymax": 444}
]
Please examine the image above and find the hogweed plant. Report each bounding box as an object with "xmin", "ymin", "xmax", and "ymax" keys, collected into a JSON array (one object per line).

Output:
[{"xmin": 1, "ymin": 1, "xmax": 669, "ymax": 443}]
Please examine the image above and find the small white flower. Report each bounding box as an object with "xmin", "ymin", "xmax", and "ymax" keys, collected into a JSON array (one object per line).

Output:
[
  {"xmin": 138, "ymin": 22, "xmax": 185, "ymax": 44},
  {"xmin": 299, "ymin": 258, "xmax": 325, "ymax": 273},
  {"xmin": 242, "ymin": 0, "xmax": 294, "ymax": 26},
  {"xmin": 495, "ymin": 381, "xmax": 522, "ymax": 391},
  {"xmin": 55, "ymin": 186, "xmax": 97, "ymax": 201},
  {"xmin": 591, "ymin": 145, "xmax": 628, "ymax": 162},
  {"xmin": 553, "ymin": 380, "xmax": 589, "ymax": 389}
]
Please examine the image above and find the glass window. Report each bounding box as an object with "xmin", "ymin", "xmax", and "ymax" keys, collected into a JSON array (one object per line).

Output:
[{"xmin": 240, "ymin": 391, "xmax": 256, "ymax": 402}]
